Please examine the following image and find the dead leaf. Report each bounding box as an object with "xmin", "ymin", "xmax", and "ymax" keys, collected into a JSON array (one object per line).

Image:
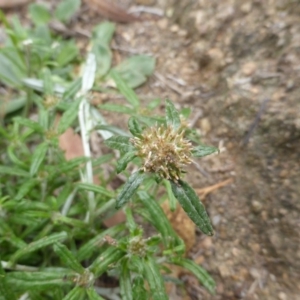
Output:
[
  {"xmin": 161, "ymin": 201, "xmax": 196, "ymax": 254},
  {"xmin": 0, "ymin": 0, "xmax": 31, "ymax": 8},
  {"xmin": 84, "ymin": 0, "xmax": 142, "ymax": 23}
]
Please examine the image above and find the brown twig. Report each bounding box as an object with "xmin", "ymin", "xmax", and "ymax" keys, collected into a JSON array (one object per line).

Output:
[
  {"xmin": 195, "ymin": 178, "xmax": 233, "ymax": 198},
  {"xmin": 241, "ymin": 98, "xmax": 270, "ymax": 147}
]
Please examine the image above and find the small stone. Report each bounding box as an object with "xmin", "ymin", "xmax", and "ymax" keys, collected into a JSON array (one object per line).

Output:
[
  {"xmin": 170, "ymin": 24, "xmax": 179, "ymax": 33},
  {"xmin": 242, "ymin": 62, "xmax": 257, "ymax": 76},
  {"xmin": 212, "ymin": 214, "xmax": 221, "ymax": 226},
  {"xmin": 200, "ymin": 118, "xmax": 211, "ymax": 135},
  {"xmin": 232, "ymin": 247, "xmax": 240, "ymax": 257},
  {"xmin": 250, "ymin": 243, "xmax": 261, "ymax": 253},
  {"xmin": 157, "ymin": 18, "xmax": 168, "ymax": 30},
  {"xmin": 251, "ymin": 200, "xmax": 263, "ymax": 213},
  {"xmin": 279, "ymin": 292, "xmax": 287, "ymax": 300},
  {"xmin": 218, "ymin": 265, "xmax": 232, "ymax": 278},
  {"xmin": 241, "ymin": 2, "xmax": 252, "ymax": 13}
]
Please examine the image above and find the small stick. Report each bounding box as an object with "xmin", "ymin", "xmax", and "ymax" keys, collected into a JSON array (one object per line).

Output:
[
  {"xmin": 241, "ymin": 98, "xmax": 270, "ymax": 146},
  {"xmin": 195, "ymin": 178, "xmax": 233, "ymax": 198}
]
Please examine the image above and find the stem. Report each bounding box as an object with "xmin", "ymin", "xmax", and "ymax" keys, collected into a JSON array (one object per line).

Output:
[
  {"xmin": 78, "ymin": 99, "xmax": 95, "ymax": 223},
  {"xmin": 1, "ymin": 261, "xmax": 38, "ymax": 272}
]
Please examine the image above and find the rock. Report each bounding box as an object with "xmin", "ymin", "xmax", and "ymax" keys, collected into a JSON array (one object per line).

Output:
[
  {"xmin": 251, "ymin": 200, "xmax": 263, "ymax": 213},
  {"xmin": 242, "ymin": 61, "xmax": 257, "ymax": 76}
]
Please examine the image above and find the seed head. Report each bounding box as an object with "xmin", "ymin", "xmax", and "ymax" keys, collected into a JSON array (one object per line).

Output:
[{"xmin": 132, "ymin": 124, "xmax": 193, "ymax": 181}]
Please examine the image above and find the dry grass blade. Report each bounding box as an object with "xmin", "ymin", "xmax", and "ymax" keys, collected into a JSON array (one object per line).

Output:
[
  {"xmin": 196, "ymin": 178, "xmax": 233, "ymax": 199},
  {"xmin": 85, "ymin": 0, "xmax": 142, "ymax": 23}
]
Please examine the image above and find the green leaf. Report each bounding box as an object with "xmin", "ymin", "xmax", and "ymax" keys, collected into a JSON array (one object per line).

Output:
[
  {"xmin": 0, "ymin": 97, "xmax": 26, "ymax": 116},
  {"xmin": 10, "ymin": 232, "xmax": 67, "ymax": 264},
  {"xmin": 0, "ymin": 260, "xmax": 16, "ymax": 300},
  {"xmin": 128, "ymin": 117, "xmax": 142, "ymax": 136},
  {"xmin": 120, "ymin": 259, "xmax": 133, "ymax": 300},
  {"xmin": 116, "ymin": 151, "xmax": 136, "ymax": 173},
  {"xmin": 170, "ymin": 180, "xmax": 214, "ymax": 236},
  {"xmin": 86, "ymin": 288, "xmax": 105, "ymax": 300},
  {"xmin": 63, "ymin": 78, "xmax": 82, "ymax": 100},
  {"xmin": 57, "ymin": 41, "xmax": 79, "ymax": 67},
  {"xmin": 116, "ymin": 171, "xmax": 146, "ymax": 209},
  {"xmin": 89, "ymin": 247, "xmax": 125, "ymax": 277},
  {"xmin": 63, "ymin": 286, "xmax": 86, "ymax": 300},
  {"xmin": 164, "ymin": 179, "xmax": 177, "ymax": 212},
  {"xmin": 53, "ymin": 243, "xmax": 85, "ymax": 274},
  {"xmin": 165, "ymin": 100, "xmax": 181, "ymax": 130},
  {"xmin": 15, "ymin": 178, "xmax": 39, "ymax": 201},
  {"xmin": 30, "ymin": 142, "xmax": 48, "ymax": 176},
  {"xmin": 132, "ymin": 276, "xmax": 148, "ymax": 300},
  {"xmin": 0, "ymin": 166, "xmax": 29, "ymax": 177},
  {"xmin": 76, "ymin": 183, "xmax": 114, "ymax": 198},
  {"xmin": 14, "ymin": 117, "xmax": 44, "ymax": 133},
  {"xmin": 57, "ymin": 98, "xmax": 81, "ymax": 134},
  {"xmin": 170, "ymin": 258, "xmax": 215, "ymax": 294},
  {"xmin": 55, "ymin": 0, "xmax": 81, "ymax": 23},
  {"xmin": 143, "ymin": 257, "xmax": 168, "ymax": 300},
  {"xmin": 92, "ymin": 22, "xmax": 115, "ymax": 77},
  {"xmin": 77, "ymin": 224, "xmax": 125, "ymax": 262},
  {"xmin": 191, "ymin": 145, "xmax": 219, "ymax": 157},
  {"xmin": 98, "ymin": 103, "xmax": 135, "ymax": 114},
  {"xmin": 6, "ymin": 270, "xmax": 74, "ymax": 292},
  {"xmin": 29, "ymin": 4, "xmax": 51, "ymax": 26},
  {"xmin": 0, "ymin": 50, "xmax": 25, "ymax": 88},
  {"xmin": 109, "ymin": 70, "xmax": 140, "ymax": 108},
  {"xmin": 104, "ymin": 135, "xmax": 134, "ymax": 153},
  {"xmin": 113, "ymin": 55, "xmax": 155, "ymax": 88},
  {"xmin": 138, "ymin": 191, "xmax": 181, "ymax": 248}
]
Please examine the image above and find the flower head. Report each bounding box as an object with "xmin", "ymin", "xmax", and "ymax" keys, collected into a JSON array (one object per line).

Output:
[{"xmin": 132, "ymin": 124, "xmax": 193, "ymax": 181}]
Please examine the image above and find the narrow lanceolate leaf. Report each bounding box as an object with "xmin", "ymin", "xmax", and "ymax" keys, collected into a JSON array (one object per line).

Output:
[
  {"xmin": 13, "ymin": 117, "xmax": 44, "ymax": 133},
  {"xmin": 98, "ymin": 103, "xmax": 134, "ymax": 114},
  {"xmin": 110, "ymin": 70, "xmax": 140, "ymax": 108},
  {"xmin": 116, "ymin": 151, "xmax": 136, "ymax": 173},
  {"xmin": 143, "ymin": 257, "xmax": 168, "ymax": 300},
  {"xmin": 89, "ymin": 247, "xmax": 125, "ymax": 277},
  {"xmin": 86, "ymin": 288, "xmax": 105, "ymax": 300},
  {"xmin": 15, "ymin": 178, "xmax": 39, "ymax": 201},
  {"xmin": 170, "ymin": 258, "xmax": 216, "ymax": 294},
  {"xmin": 10, "ymin": 232, "xmax": 67, "ymax": 264},
  {"xmin": 76, "ymin": 182, "xmax": 114, "ymax": 198},
  {"xmin": 116, "ymin": 171, "xmax": 146, "ymax": 209},
  {"xmin": 138, "ymin": 191, "xmax": 180, "ymax": 248},
  {"xmin": 57, "ymin": 97, "xmax": 81, "ymax": 134},
  {"xmin": 53, "ymin": 243, "xmax": 85, "ymax": 274},
  {"xmin": 6, "ymin": 270, "xmax": 74, "ymax": 291},
  {"xmin": 77, "ymin": 224, "xmax": 125, "ymax": 262},
  {"xmin": 191, "ymin": 145, "xmax": 219, "ymax": 158},
  {"xmin": 30, "ymin": 142, "xmax": 48, "ymax": 176},
  {"xmin": 132, "ymin": 276, "xmax": 148, "ymax": 300},
  {"xmin": 165, "ymin": 100, "xmax": 181, "ymax": 130},
  {"xmin": 0, "ymin": 260, "xmax": 16, "ymax": 300},
  {"xmin": 0, "ymin": 166, "xmax": 29, "ymax": 177},
  {"xmin": 128, "ymin": 117, "xmax": 142, "ymax": 137},
  {"xmin": 104, "ymin": 135, "xmax": 134, "ymax": 154},
  {"xmin": 171, "ymin": 180, "xmax": 214, "ymax": 236},
  {"xmin": 120, "ymin": 259, "xmax": 133, "ymax": 300},
  {"xmin": 63, "ymin": 286, "xmax": 86, "ymax": 300}
]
